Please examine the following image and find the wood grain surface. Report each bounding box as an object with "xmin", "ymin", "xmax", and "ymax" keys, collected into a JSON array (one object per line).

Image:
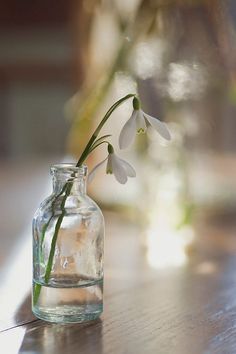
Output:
[{"xmin": 1, "ymin": 160, "xmax": 236, "ymax": 354}]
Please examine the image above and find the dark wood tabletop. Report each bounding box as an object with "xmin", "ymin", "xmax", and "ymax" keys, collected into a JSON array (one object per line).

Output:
[{"xmin": 1, "ymin": 159, "xmax": 236, "ymax": 354}]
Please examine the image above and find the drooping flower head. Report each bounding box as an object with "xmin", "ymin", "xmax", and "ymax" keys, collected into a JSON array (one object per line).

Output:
[
  {"xmin": 119, "ymin": 97, "xmax": 171, "ymax": 150},
  {"xmin": 88, "ymin": 144, "xmax": 136, "ymax": 184}
]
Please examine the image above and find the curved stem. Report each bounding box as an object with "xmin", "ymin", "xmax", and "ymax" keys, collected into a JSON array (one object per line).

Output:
[
  {"xmin": 88, "ymin": 140, "xmax": 110, "ymax": 154},
  {"xmin": 33, "ymin": 94, "xmax": 135, "ymax": 305},
  {"xmin": 89, "ymin": 134, "xmax": 112, "ymax": 151},
  {"xmin": 76, "ymin": 93, "xmax": 135, "ymax": 166}
]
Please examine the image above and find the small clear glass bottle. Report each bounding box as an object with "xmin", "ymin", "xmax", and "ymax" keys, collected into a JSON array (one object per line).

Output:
[{"xmin": 32, "ymin": 164, "xmax": 104, "ymax": 323}]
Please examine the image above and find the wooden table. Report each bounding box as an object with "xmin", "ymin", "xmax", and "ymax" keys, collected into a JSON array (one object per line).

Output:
[{"xmin": 1, "ymin": 159, "xmax": 236, "ymax": 354}]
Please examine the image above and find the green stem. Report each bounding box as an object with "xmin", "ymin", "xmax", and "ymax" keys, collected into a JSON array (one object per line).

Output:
[
  {"xmin": 88, "ymin": 134, "xmax": 112, "ymax": 151},
  {"xmin": 88, "ymin": 140, "xmax": 110, "ymax": 154},
  {"xmin": 76, "ymin": 93, "xmax": 134, "ymax": 166},
  {"xmin": 33, "ymin": 94, "xmax": 135, "ymax": 305},
  {"xmin": 40, "ymin": 184, "xmax": 68, "ymax": 256},
  {"xmin": 44, "ymin": 190, "xmax": 68, "ymax": 284},
  {"xmin": 33, "ymin": 183, "xmax": 72, "ymax": 305}
]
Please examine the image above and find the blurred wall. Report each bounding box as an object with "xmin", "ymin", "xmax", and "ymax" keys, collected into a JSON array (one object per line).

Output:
[{"xmin": 0, "ymin": 1, "xmax": 79, "ymax": 158}]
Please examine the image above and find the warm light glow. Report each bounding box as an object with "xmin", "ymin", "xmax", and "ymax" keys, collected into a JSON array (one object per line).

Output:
[
  {"xmin": 0, "ymin": 177, "xmax": 52, "ymax": 320},
  {"xmin": 144, "ymin": 127, "xmax": 195, "ymax": 269},
  {"xmin": 0, "ymin": 230, "xmax": 32, "ymax": 319},
  {"xmin": 146, "ymin": 224, "xmax": 194, "ymax": 269},
  {"xmin": 0, "ymin": 327, "xmax": 26, "ymax": 354}
]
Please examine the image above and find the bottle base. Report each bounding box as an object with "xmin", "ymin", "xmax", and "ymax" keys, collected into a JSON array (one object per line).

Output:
[
  {"xmin": 32, "ymin": 278, "xmax": 103, "ymax": 324},
  {"xmin": 32, "ymin": 306, "xmax": 102, "ymax": 324}
]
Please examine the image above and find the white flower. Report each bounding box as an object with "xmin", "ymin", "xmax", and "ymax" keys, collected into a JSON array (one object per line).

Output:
[
  {"xmin": 119, "ymin": 99, "xmax": 171, "ymax": 149},
  {"xmin": 88, "ymin": 152, "xmax": 136, "ymax": 184}
]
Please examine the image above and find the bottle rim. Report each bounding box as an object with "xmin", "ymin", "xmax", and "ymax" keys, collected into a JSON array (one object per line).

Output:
[{"xmin": 50, "ymin": 163, "xmax": 87, "ymax": 177}]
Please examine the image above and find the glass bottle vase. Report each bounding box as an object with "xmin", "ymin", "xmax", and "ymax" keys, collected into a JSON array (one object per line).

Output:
[{"xmin": 32, "ymin": 164, "xmax": 104, "ymax": 323}]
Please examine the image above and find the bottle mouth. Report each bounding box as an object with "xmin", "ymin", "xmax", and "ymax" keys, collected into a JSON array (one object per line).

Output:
[{"xmin": 50, "ymin": 163, "xmax": 87, "ymax": 178}]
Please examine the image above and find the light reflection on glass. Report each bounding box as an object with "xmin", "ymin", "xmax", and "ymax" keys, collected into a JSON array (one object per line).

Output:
[
  {"xmin": 195, "ymin": 261, "xmax": 217, "ymax": 275},
  {"xmin": 167, "ymin": 62, "xmax": 208, "ymax": 101},
  {"xmin": 113, "ymin": 0, "xmax": 140, "ymax": 18},
  {"xmin": 114, "ymin": 72, "xmax": 137, "ymax": 98},
  {"xmin": 131, "ymin": 39, "xmax": 166, "ymax": 80}
]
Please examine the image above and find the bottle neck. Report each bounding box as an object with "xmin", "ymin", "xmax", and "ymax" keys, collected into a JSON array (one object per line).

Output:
[
  {"xmin": 51, "ymin": 164, "xmax": 87, "ymax": 196},
  {"xmin": 52, "ymin": 176, "xmax": 87, "ymax": 195}
]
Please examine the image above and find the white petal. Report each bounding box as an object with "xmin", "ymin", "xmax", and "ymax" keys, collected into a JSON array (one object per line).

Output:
[
  {"xmin": 136, "ymin": 110, "xmax": 147, "ymax": 133},
  {"xmin": 119, "ymin": 110, "xmax": 137, "ymax": 149},
  {"xmin": 88, "ymin": 157, "xmax": 107, "ymax": 183},
  {"xmin": 111, "ymin": 154, "xmax": 128, "ymax": 184},
  {"xmin": 119, "ymin": 158, "xmax": 136, "ymax": 177},
  {"xmin": 143, "ymin": 111, "xmax": 171, "ymax": 140}
]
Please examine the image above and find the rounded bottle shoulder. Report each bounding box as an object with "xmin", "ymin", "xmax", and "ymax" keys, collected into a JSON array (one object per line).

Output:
[{"xmin": 33, "ymin": 193, "xmax": 103, "ymax": 219}]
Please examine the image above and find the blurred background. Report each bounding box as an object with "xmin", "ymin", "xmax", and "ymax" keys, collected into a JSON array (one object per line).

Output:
[{"xmin": 1, "ymin": 0, "xmax": 236, "ymax": 271}]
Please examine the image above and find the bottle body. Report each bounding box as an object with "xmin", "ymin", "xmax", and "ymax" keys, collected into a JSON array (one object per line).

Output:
[{"xmin": 32, "ymin": 164, "xmax": 104, "ymax": 323}]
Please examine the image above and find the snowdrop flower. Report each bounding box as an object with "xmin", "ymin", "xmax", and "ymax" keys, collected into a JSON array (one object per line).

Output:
[
  {"xmin": 119, "ymin": 97, "xmax": 171, "ymax": 149},
  {"xmin": 88, "ymin": 144, "xmax": 136, "ymax": 184}
]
